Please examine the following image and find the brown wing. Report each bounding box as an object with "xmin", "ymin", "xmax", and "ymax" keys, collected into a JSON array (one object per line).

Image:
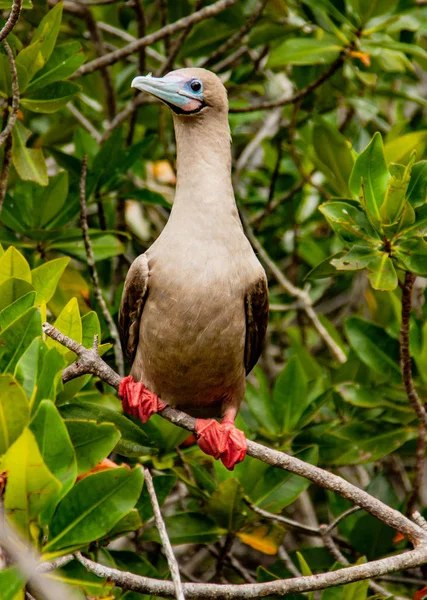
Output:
[
  {"xmin": 244, "ymin": 274, "xmax": 269, "ymax": 375},
  {"xmin": 118, "ymin": 253, "xmax": 150, "ymax": 364}
]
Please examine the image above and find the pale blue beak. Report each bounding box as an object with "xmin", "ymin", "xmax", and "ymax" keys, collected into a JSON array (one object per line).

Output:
[{"xmin": 132, "ymin": 74, "xmax": 192, "ymax": 110}]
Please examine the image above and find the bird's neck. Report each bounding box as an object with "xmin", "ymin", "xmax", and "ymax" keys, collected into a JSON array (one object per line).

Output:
[{"xmin": 171, "ymin": 114, "xmax": 236, "ymax": 217}]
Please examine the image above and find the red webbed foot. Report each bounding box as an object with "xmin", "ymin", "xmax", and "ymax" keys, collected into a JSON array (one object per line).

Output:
[
  {"xmin": 195, "ymin": 416, "xmax": 247, "ymax": 471},
  {"xmin": 119, "ymin": 375, "xmax": 166, "ymax": 423}
]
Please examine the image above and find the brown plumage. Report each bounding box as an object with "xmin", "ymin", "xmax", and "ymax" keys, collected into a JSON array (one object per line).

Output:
[{"xmin": 119, "ymin": 68, "xmax": 268, "ymax": 469}]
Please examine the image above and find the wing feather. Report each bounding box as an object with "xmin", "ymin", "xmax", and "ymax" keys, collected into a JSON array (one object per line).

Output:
[
  {"xmin": 118, "ymin": 254, "xmax": 149, "ymax": 364},
  {"xmin": 244, "ymin": 274, "xmax": 269, "ymax": 375}
]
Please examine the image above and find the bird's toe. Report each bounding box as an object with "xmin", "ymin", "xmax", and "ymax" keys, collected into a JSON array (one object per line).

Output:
[
  {"xmin": 119, "ymin": 375, "xmax": 166, "ymax": 423},
  {"xmin": 195, "ymin": 418, "xmax": 247, "ymax": 470}
]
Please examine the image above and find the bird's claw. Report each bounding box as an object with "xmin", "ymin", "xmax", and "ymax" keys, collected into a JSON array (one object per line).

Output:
[
  {"xmin": 195, "ymin": 418, "xmax": 247, "ymax": 470},
  {"xmin": 119, "ymin": 375, "xmax": 166, "ymax": 423}
]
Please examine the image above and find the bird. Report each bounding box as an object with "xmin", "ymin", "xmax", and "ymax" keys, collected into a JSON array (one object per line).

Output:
[{"xmin": 118, "ymin": 68, "xmax": 269, "ymax": 470}]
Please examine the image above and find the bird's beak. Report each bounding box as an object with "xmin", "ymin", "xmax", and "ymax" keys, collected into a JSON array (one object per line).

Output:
[{"xmin": 131, "ymin": 74, "xmax": 203, "ymax": 113}]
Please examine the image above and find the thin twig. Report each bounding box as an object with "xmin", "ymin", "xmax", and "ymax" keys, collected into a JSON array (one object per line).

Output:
[
  {"xmin": 42, "ymin": 322, "xmax": 427, "ymax": 545},
  {"xmin": 250, "ymin": 178, "xmax": 306, "ymax": 228},
  {"xmin": 99, "ymin": 94, "xmax": 153, "ymax": 144},
  {"xmin": 202, "ymin": 0, "xmax": 268, "ymax": 67},
  {"xmin": 325, "ymin": 506, "xmax": 361, "ymax": 534},
  {"xmin": 158, "ymin": 0, "xmax": 203, "ymax": 76},
  {"xmin": 0, "ymin": 130, "xmax": 13, "ymax": 215},
  {"xmin": 0, "ymin": 40, "xmax": 19, "ymax": 148},
  {"xmin": 246, "ymin": 500, "xmax": 320, "ymax": 535},
  {"xmin": 400, "ymin": 272, "xmax": 427, "ymax": 428},
  {"xmin": 0, "ymin": 0, "xmax": 22, "ymax": 41},
  {"xmin": 143, "ymin": 468, "xmax": 186, "ymax": 600},
  {"xmin": 229, "ymin": 52, "xmax": 345, "ymax": 113},
  {"xmin": 278, "ymin": 545, "xmax": 301, "ymax": 577},
  {"xmin": 79, "ymin": 157, "xmax": 124, "ymax": 376},
  {"xmin": 73, "ymin": 0, "xmax": 240, "ymax": 77},
  {"xmin": 67, "ymin": 103, "xmax": 102, "ymax": 143},
  {"xmin": 240, "ymin": 211, "xmax": 347, "ymax": 363},
  {"xmin": 407, "ymin": 423, "xmax": 426, "ymax": 516}
]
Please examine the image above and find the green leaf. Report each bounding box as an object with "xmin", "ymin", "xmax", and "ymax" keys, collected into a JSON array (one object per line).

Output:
[
  {"xmin": 0, "ymin": 291, "xmax": 35, "ymax": 329},
  {"xmin": 267, "ymin": 36, "xmax": 343, "ymax": 67},
  {"xmin": 380, "ymin": 158, "xmax": 414, "ymax": 224},
  {"xmin": 394, "ymin": 237, "xmax": 427, "ymax": 275},
  {"xmin": 384, "ymin": 131, "xmax": 427, "ymax": 165},
  {"xmin": 48, "ymin": 559, "xmax": 114, "ymax": 598},
  {"xmin": 367, "ymin": 253, "xmax": 398, "ymax": 291},
  {"xmin": 0, "ymin": 307, "xmax": 42, "ymax": 373},
  {"xmin": 12, "ymin": 120, "xmax": 48, "ymax": 186},
  {"xmin": 26, "ymin": 42, "xmax": 86, "ymax": 92},
  {"xmin": 407, "ymin": 161, "xmax": 427, "ymax": 208},
  {"xmin": 344, "ymin": 317, "xmax": 401, "ymax": 383},
  {"xmin": 64, "ymin": 419, "xmax": 121, "ymax": 475},
  {"xmin": 207, "ymin": 478, "xmax": 246, "ymax": 532},
  {"xmin": 312, "ymin": 120, "xmax": 354, "ymax": 196},
  {"xmin": 0, "ymin": 374, "xmax": 29, "ymax": 456},
  {"xmin": 2, "ymin": 428, "xmax": 61, "ymax": 539},
  {"xmin": 15, "ymin": 3, "xmax": 63, "ymax": 89},
  {"xmin": 105, "ymin": 509, "xmax": 142, "ymax": 541},
  {"xmin": 31, "ymin": 257, "xmax": 69, "ymax": 304},
  {"xmin": 47, "ymin": 297, "xmax": 82, "ymax": 355},
  {"xmin": 0, "ymin": 566, "xmax": 25, "ymax": 600},
  {"xmin": 0, "ymin": 279, "xmax": 34, "ymax": 313},
  {"xmin": 43, "ymin": 466, "xmax": 144, "ymax": 557},
  {"xmin": 59, "ymin": 401, "xmax": 156, "ymax": 456},
  {"xmin": 14, "ymin": 337, "xmax": 47, "ymax": 400},
  {"xmin": 273, "ymin": 356, "xmax": 308, "ymax": 434},
  {"xmin": 331, "ymin": 245, "xmax": 382, "ymax": 271},
  {"xmin": 49, "ymin": 233, "xmax": 125, "ymax": 262},
  {"xmin": 29, "ymin": 400, "xmax": 77, "ymax": 524},
  {"xmin": 0, "ymin": 246, "xmax": 31, "ymax": 285},
  {"xmin": 319, "ymin": 201, "xmax": 380, "ymax": 245},
  {"xmin": 22, "ymin": 81, "xmax": 80, "ymax": 114},
  {"xmin": 141, "ymin": 512, "xmax": 224, "ymax": 545},
  {"xmin": 127, "ymin": 188, "xmax": 171, "ymax": 208},
  {"xmin": 349, "ymin": 132, "xmax": 390, "ymax": 221}
]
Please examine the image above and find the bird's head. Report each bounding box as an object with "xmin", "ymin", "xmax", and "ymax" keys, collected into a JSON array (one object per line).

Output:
[{"xmin": 131, "ymin": 67, "xmax": 228, "ymax": 117}]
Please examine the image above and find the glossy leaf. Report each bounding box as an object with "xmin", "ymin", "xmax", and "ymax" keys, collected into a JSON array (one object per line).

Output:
[
  {"xmin": 0, "ymin": 279, "xmax": 34, "ymax": 313},
  {"xmin": 0, "ymin": 307, "xmax": 42, "ymax": 373},
  {"xmin": 207, "ymin": 477, "xmax": 246, "ymax": 532},
  {"xmin": 22, "ymin": 81, "xmax": 80, "ymax": 114},
  {"xmin": 344, "ymin": 317, "xmax": 401, "ymax": 383},
  {"xmin": 2, "ymin": 428, "xmax": 61, "ymax": 538},
  {"xmin": 0, "ymin": 246, "xmax": 31, "ymax": 285},
  {"xmin": 267, "ymin": 36, "xmax": 343, "ymax": 67},
  {"xmin": 0, "ymin": 374, "xmax": 29, "ymax": 456},
  {"xmin": 273, "ymin": 356, "xmax": 308, "ymax": 434},
  {"xmin": 319, "ymin": 201, "xmax": 379, "ymax": 245},
  {"xmin": 0, "ymin": 567, "xmax": 25, "ymax": 600},
  {"xmin": 0, "ymin": 291, "xmax": 35, "ymax": 329},
  {"xmin": 43, "ymin": 466, "xmax": 144, "ymax": 557},
  {"xmin": 312, "ymin": 120, "xmax": 354, "ymax": 196},
  {"xmin": 59, "ymin": 401, "xmax": 156, "ymax": 455},
  {"xmin": 12, "ymin": 120, "xmax": 48, "ymax": 186},
  {"xmin": 48, "ymin": 559, "xmax": 114, "ymax": 598},
  {"xmin": 141, "ymin": 512, "xmax": 224, "ymax": 545},
  {"xmin": 349, "ymin": 132, "xmax": 390, "ymax": 220},
  {"xmin": 367, "ymin": 253, "xmax": 398, "ymax": 291},
  {"xmin": 407, "ymin": 161, "xmax": 427, "ymax": 208},
  {"xmin": 29, "ymin": 400, "xmax": 77, "ymax": 523},
  {"xmin": 64, "ymin": 419, "xmax": 121, "ymax": 474},
  {"xmin": 384, "ymin": 130, "xmax": 427, "ymax": 165},
  {"xmin": 27, "ymin": 42, "xmax": 86, "ymax": 92},
  {"xmin": 31, "ymin": 257, "xmax": 69, "ymax": 304}
]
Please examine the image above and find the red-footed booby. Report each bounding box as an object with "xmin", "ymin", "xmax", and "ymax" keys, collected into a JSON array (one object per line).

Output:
[{"xmin": 118, "ymin": 68, "xmax": 269, "ymax": 470}]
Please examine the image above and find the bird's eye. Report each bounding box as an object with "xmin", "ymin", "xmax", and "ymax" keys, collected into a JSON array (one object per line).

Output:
[{"xmin": 190, "ymin": 80, "xmax": 202, "ymax": 92}]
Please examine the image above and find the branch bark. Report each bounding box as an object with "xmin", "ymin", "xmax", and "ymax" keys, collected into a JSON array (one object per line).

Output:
[
  {"xmin": 143, "ymin": 468, "xmax": 186, "ymax": 600},
  {"xmin": 0, "ymin": 0, "xmax": 22, "ymax": 41},
  {"xmin": 72, "ymin": 0, "xmax": 240, "ymax": 77},
  {"xmin": 0, "ymin": 40, "xmax": 19, "ymax": 149},
  {"xmin": 42, "ymin": 321, "xmax": 426, "ymax": 545}
]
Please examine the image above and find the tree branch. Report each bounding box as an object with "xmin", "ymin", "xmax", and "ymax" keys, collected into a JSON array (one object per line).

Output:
[
  {"xmin": 201, "ymin": 0, "xmax": 268, "ymax": 68},
  {"xmin": 75, "ymin": 546, "xmax": 427, "ymax": 599},
  {"xmin": 400, "ymin": 272, "xmax": 427, "ymax": 428},
  {"xmin": 42, "ymin": 322, "xmax": 427, "ymax": 545},
  {"xmin": 0, "ymin": 40, "xmax": 19, "ymax": 148},
  {"xmin": 0, "ymin": 0, "xmax": 22, "ymax": 41},
  {"xmin": 72, "ymin": 0, "xmax": 240, "ymax": 77},
  {"xmin": 143, "ymin": 468, "xmax": 186, "ymax": 600},
  {"xmin": 79, "ymin": 157, "xmax": 124, "ymax": 376},
  {"xmin": 229, "ymin": 53, "xmax": 345, "ymax": 113}
]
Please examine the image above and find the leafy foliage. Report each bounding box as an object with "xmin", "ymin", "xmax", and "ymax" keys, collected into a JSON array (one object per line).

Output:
[{"xmin": 0, "ymin": 0, "xmax": 426, "ymax": 597}]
